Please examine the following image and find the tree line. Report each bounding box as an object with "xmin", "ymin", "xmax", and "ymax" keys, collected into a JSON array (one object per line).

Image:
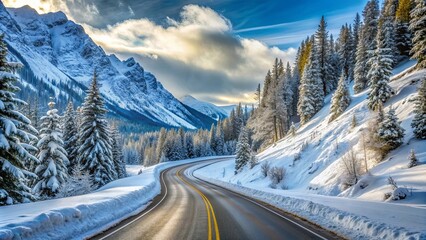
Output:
[{"xmin": 126, "ymin": 103, "xmax": 251, "ymax": 166}]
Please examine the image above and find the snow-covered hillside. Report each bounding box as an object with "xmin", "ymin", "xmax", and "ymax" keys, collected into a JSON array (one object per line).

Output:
[
  {"xmin": 194, "ymin": 61, "xmax": 426, "ymax": 238},
  {"xmin": 0, "ymin": 3, "xmax": 213, "ymax": 129},
  {"xmin": 181, "ymin": 95, "xmax": 228, "ymax": 121}
]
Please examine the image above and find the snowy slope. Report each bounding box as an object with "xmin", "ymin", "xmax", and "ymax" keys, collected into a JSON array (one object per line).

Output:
[
  {"xmin": 193, "ymin": 61, "xmax": 426, "ymax": 239},
  {"xmin": 181, "ymin": 95, "xmax": 228, "ymax": 121},
  {"xmin": 0, "ymin": 4, "xmax": 213, "ymax": 129}
]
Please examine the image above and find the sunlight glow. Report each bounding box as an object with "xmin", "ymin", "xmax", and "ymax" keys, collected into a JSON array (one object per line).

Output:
[{"xmin": 3, "ymin": 0, "xmax": 54, "ymax": 13}]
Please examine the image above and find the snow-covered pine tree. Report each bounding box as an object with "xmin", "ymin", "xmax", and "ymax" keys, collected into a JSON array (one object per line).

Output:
[
  {"xmin": 254, "ymin": 83, "xmax": 261, "ymax": 107},
  {"xmin": 410, "ymin": 0, "xmax": 426, "ymax": 68},
  {"xmin": 353, "ymin": 13, "xmax": 362, "ymax": 49},
  {"xmin": 110, "ymin": 124, "xmax": 126, "ymax": 178},
  {"xmin": 185, "ymin": 132, "xmax": 195, "ymax": 158},
  {"xmin": 215, "ymin": 123, "xmax": 225, "ymax": 155},
  {"xmin": 354, "ymin": 29, "xmax": 369, "ymax": 93},
  {"xmin": 377, "ymin": 107, "xmax": 405, "ymax": 151},
  {"xmin": 235, "ymin": 127, "xmax": 250, "ymax": 174},
  {"xmin": 297, "ymin": 40, "xmax": 324, "ymax": 124},
  {"xmin": 63, "ymin": 101, "xmax": 78, "ymax": 174},
  {"xmin": 78, "ymin": 72, "xmax": 116, "ymax": 187},
  {"xmin": 178, "ymin": 127, "xmax": 187, "ymax": 159},
  {"xmin": 315, "ymin": 16, "xmax": 329, "ymax": 95},
  {"xmin": 367, "ymin": 28, "xmax": 394, "ymax": 111},
  {"xmin": 156, "ymin": 128, "xmax": 167, "ymax": 162},
  {"xmin": 379, "ymin": 0, "xmax": 398, "ymax": 65},
  {"xmin": 338, "ymin": 24, "xmax": 355, "ymax": 80},
  {"xmin": 33, "ymin": 101, "xmax": 69, "ymax": 197},
  {"xmin": 326, "ymin": 34, "xmax": 341, "ymax": 93},
  {"xmin": 363, "ymin": 0, "xmax": 381, "ymax": 52},
  {"xmin": 0, "ymin": 34, "xmax": 39, "ymax": 205},
  {"xmin": 329, "ymin": 72, "xmax": 351, "ymax": 122},
  {"xmin": 395, "ymin": 0, "xmax": 413, "ymax": 57},
  {"xmin": 209, "ymin": 123, "xmax": 217, "ymax": 155},
  {"xmin": 412, "ymin": 78, "xmax": 426, "ymax": 139},
  {"xmin": 261, "ymin": 70, "xmax": 272, "ymax": 107},
  {"xmin": 276, "ymin": 67, "xmax": 292, "ymax": 138},
  {"xmin": 233, "ymin": 103, "xmax": 244, "ymax": 139},
  {"xmin": 407, "ymin": 149, "xmax": 418, "ymax": 168}
]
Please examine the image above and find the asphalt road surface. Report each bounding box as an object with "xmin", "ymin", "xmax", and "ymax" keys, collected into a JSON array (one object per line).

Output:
[{"xmin": 92, "ymin": 158, "xmax": 338, "ymax": 240}]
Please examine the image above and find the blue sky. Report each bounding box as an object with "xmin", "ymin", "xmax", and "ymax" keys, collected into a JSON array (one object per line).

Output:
[{"xmin": 4, "ymin": 0, "xmax": 370, "ymax": 105}]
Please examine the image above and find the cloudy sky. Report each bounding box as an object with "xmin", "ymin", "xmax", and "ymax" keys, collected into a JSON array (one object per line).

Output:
[{"xmin": 4, "ymin": 0, "xmax": 369, "ymax": 105}]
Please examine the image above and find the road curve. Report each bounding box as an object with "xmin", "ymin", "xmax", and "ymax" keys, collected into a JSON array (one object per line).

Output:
[{"xmin": 92, "ymin": 158, "xmax": 338, "ymax": 240}]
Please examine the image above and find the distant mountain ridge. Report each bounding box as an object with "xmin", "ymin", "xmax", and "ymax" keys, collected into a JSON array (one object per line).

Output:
[
  {"xmin": 180, "ymin": 95, "xmax": 228, "ymax": 121},
  {"xmin": 0, "ymin": 3, "xmax": 214, "ymax": 130}
]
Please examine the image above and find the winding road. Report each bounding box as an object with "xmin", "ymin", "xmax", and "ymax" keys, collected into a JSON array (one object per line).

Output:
[{"xmin": 92, "ymin": 158, "xmax": 338, "ymax": 240}]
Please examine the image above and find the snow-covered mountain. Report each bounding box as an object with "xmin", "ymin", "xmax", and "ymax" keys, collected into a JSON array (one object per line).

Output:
[
  {"xmin": 0, "ymin": 4, "xmax": 214, "ymax": 130},
  {"xmin": 218, "ymin": 105, "xmax": 237, "ymax": 116},
  {"xmin": 180, "ymin": 95, "xmax": 228, "ymax": 121}
]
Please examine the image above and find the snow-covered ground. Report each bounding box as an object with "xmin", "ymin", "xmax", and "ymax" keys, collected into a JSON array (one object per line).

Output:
[
  {"xmin": 193, "ymin": 61, "xmax": 426, "ymax": 239},
  {"xmin": 0, "ymin": 157, "xmax": 227, "ymax": 240},
  {"xmin": 125, "ymin": 165, "xmax": 146, "ymax": 176}
]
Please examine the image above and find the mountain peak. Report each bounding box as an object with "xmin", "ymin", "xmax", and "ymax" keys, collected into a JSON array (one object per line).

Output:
[
  {"xmin": 181, "ymin": 95, "xmax": 197, "ymax": 101},
  {"xmin": 181, "ymin": 95, "xmax": 228, "ymax": 121}
]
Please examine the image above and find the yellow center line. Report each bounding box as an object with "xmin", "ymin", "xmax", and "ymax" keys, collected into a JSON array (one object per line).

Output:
[{"xmin": 176, "ymin": 169, "xmax": 220, "ymax": 240}]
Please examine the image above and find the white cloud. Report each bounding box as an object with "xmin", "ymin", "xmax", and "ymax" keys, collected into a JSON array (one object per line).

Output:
[{"xmin": 83, "ymin": 4, "xmax": 296, "ymax": 104}]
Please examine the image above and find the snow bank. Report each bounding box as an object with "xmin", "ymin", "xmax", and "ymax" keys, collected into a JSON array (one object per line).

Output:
[
  {"xmin": 0, "ymin": 156, "xmax": 228, "ymax": 240},
  {"xmin": 192, "ymin": 161, "xmax": 426, "ymax": 240}
]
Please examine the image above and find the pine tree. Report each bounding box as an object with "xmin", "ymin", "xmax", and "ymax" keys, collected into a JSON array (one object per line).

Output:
[
  {"xmin": 276, "ymin": 66, "xmax": 292, "ymax": 138},
  {"xmin": 78, "ymin": 72, "xmax": 116, "ymax": 187},
  {"xmin": 33, "ymin": 101, "xmax": 69, "ymax": 197},
  {"xmin": 110, "ymin": 125, "xmax": 126, "ymax": 178},
  {"xmin": 353, "ymin": 13, "xmax": 362, "ymax": 49},
  {"xmin": 338, "ymin": 24, "xmax": 355, "ymax": 79},
  {"xmin": 178, "ymin": 127, "xmax": 187, "ymax": 159},
  {"xmin": 395, "ymin": 0, "xmax": 413, "ymax": 57},
  {"xmin": 261, "ymin": 70, "xmax": 272, "ymax": 107},
  {"xmin": 327, "ymin": 34, "xmax": 341, "ymax": 93},
  {"xmin": 185, "ymin": 133, "xmax": 195, "ymax": 158},
  {"xmin": 377, "ymin": 107, "xmax": 405, "ymax": 151},
  {"xmin": 329, "ymin": 72, "xmax": 351, "ymax": 122},
  {"xmin": 367, "ymin": 28, "xmax": 394, "ymax": 111},
  {"xmin": 363, "ymin": 0, "xmax": 380, "ymax": 51},
  {"xmin": 215, "ymin": 123, "xmax": 225, "ymax": 155},
  {"xmin": 407, "ymin": 149, "xmax": 418, "ymax": 168},
  {"xmin": 412, "ymin": 78, "xmax": 426, "ymax": 139},
  {"xmin": 0, "ymin": 35, "xmax": 38, "ymax": 205},
  {"xmin": 297, "ymin": 40, "xmax": 324, "ymax": 124},
  {"xmin": 379, "ymin": 0, "xmax": 398, "ymax": 64},
  {"xmin": 235, "ymin": 127, "xmax": 251, "ymax": 174},
  {"xmin": 254, "ymin": 83, "xmax": 261, "ymax": 106},
  {"xmin": 156, "ymin": 128, "xmax": 167, "ymax": 162},
  {"xmin": 315, "ymin": 16, "xmax": 329, "ymax": 95},
  {"xmin": 354, "ymin": 29, "xmax": 369, "ymax": 93},
  {"xmin": 209, "ymin": 123, "xmax": 217, "ymax": 155},
  {"xmin": 63, "ymin": 101, "xmax": 78, "ymax": 174},
  {"xmin": 410, "ymin": 0, "xmax": 426, "ymax": 68}
]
